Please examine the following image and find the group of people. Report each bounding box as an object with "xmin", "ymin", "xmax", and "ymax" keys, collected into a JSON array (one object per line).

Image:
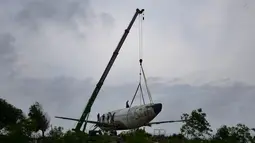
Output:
[
  {"xmin": 97, "ymin": 112, "xmax": 115, "ymax": 124},
  {"xmin": 96, "ymin": 100, "xmax": 130, "ymax": 124}
]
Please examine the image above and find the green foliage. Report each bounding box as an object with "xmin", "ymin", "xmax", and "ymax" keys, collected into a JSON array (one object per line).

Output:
[
  {"xmin": 28, "ymin": 101, "xmax": 50, "ymax": 137},
  {"xmin": 219, "ymin": 124, "xmax": 254, "ymax": 143},
  {"xmin": 168, "ymin": 133, "xmax": 186, "ymax": 143},
  {"xmin": 48, "ymin": 126, "xmax": 64, "ymax": 138},
  {"xmin": 213, "ymin": 124, "xmax": 254, "ymax": 143},
  {"xmin": 0, "ymin": 98, "xmax": 25, "ymax": 132},
  {"xmin": 229, "ymin": 124, "xmax": 254, "ymax": 143},
  {"xmin": 59, "ymin": 130, "xmax": 90, "ymax": 143},
  {"xmin": 121, "ymin": 129, "xmax": 153, "ymax": 143},
  {"xmin": 180, "ymin": 108, "xmax": 213, "ymax": 139},
  {"xmin": 47, "ymin": 126, "xmax": 64, "ymax": 142},
  {"xmin": 5, "ymin": 119, "xmax": 32, "ymax": 143}
]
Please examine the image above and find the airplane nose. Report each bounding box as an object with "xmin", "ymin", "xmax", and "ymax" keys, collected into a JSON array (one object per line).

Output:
[{"xmin": 152, "ymin": 103, "xmax": 162, "ymax": 115}]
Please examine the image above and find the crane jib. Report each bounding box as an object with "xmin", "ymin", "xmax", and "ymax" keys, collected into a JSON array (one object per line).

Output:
[{"xmin": 74, "ymin": 8, "xmax": 145, "ymax": 132}]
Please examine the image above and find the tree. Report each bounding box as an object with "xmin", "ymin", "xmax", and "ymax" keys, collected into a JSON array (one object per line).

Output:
[
  {"xmin": 0, "ymin": 98, "xmax": 35, "ymax": 142},
  {"xmin": 6, "ymin": 118, "xmax": 34, "ymax": 143},
  {"xmin": 28, "ymin": 102, "xmax": 50, "ymax": 138},
  {"xmin": 214, "ymin": 125, "xmax": 230, "ymax": 142},
  {"xmin": 228, "ymin": 124, "xmax": 254, "ymax": 143},
  {"xmin": 213, "ymin": 124, "xmax": 255, "ymax": 143},
  {"xmin": 0, "ymin": 98, "xmax": 25, "ymax": 132},
  {"xmin": 63, "ymin": 130, "xmax": 89, "ymax": 142},
  {"xmin": 62, "ymin": 130, "xmax": 79, "ymax": 142},
  {"xmin": 121, "ymin": 129, "xmax": 153, "ymax": 143},
  {"xmin": 168, "ymin": 133, "xmax": 186, "ymax": 143},
  {"xmin": 180, "ymin": 108, "xmax": 212, "ymax": 139},
  {"xmin": 48, "ymin": 126, "xmax": 64, "ymax": 138},
  {"xmin": 47, "ymin": 126, "xmax": 64, "ymax": 142}
]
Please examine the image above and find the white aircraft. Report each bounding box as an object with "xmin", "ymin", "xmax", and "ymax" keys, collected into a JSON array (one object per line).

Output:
[{"xmin": 55, "ymin": 102, "xmax": 185, "ymax": 135}]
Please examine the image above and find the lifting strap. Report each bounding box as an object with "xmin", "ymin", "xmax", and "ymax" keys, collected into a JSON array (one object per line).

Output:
[
  {"xmin": 130, "ymin": 60, "xmax": 153, "ymax": 107},
  {"xmin": 130, "ymin": 83, "xmax": 142, "ymax": 107},
  {"xmin": 139, "ymin": 80, "xmax": 145, "ymax": 105},
  {"xmin": 129, "ymin": 13, "xmax": 153, "ymax": 108}
]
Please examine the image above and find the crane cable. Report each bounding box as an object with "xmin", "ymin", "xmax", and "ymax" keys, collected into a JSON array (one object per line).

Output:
[
  {"xmin": 139, "ymin": 13, "xmax": 145, "ymax": 106},
  {"xmin": 130, "ymin": 14, "xmax": 145, "ymax": 107},
  {"xmin": 130, "ymin": 13, "xmax": 153, "ymax": 108},
  {"xmin": 139, "ymin": 12, "xmax": 153, "ymax": 104}
]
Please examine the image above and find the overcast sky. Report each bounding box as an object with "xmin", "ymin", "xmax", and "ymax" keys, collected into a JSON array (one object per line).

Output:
[{"xmin": 1, "ymin": 0, "xmax": 255, "ymax": 135}]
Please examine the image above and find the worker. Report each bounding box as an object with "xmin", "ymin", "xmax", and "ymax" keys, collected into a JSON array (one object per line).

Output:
[
  {"xmin": 106, "ymin": 114, "xmax": 110, "ymax": 123},
  {"xmin": 108, "ymin": 112, "xmax": 112, "ymax": 123},
  {"xmin": 97, "ymin": 113, "xmax": 100, "ymax": 122},
  {"xmin": 102, "ymin": 114, "xmax": 105, "ymax": 122},
  {"xmin": 111, "ymin": 112, "xmax": 115, "ymax": 123},
  {"xmin": 126, "ymin": 100, "xmax": 130, "ymax": 108}
]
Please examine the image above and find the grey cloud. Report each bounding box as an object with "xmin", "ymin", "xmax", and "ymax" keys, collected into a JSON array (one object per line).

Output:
[
  {"xmin": 0, "ymin": 0, "xmax": 116, "ymax": 79},
  {"xmin": 100, "ymin": 13, "xmax": 115, "ymax": 28},
  {"xmin": 15, "ymin": 0, "xmax": 92, "ymax": 30},
  {"xmin": 144, "ymin": 0, "xmax": 255, "ymax": 84},
  {"xmin": 0, "ymin": 76, "xmax": 94, "ymax": 128},
  {"xmin": 0, "ymin": 0, "xmax": 113, "ymax": 125},
  {"xmin": 0, "ymin": 33, "xmax": 15, "ymax": 63},
  {"xmin": 0, "ymin": 33, "xmax": 17, "ymax": 78},
  {"xmin": 141, "ymin": 80, "xmax": 255, "ymax": 134}
]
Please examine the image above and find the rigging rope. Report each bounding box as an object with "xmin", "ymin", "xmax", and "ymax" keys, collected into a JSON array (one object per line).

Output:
[
  {"xmin": 139, "ymin": 82, "xmax": 145, "ymax": 105},
  {"xmin": 138, "ymin": 14, "xmax": 143, "ymax": 106},
  {"xmin": 140, "ymin": 62, "xmax": 153, "ymax": 103},
  {"xmin": 139, "ymin": 13, "xmax": 143, "ymax": 61},
  {"xmin": 139, "ymin": 14, "xmax": 145, "ymax": 106},
  {"xmin": 130, "ymin": 12, "xmax": 153, "ymax": 107},
  {"xmin": 139, "ymin": 12, "xmax": 153, "ymax": 104}
]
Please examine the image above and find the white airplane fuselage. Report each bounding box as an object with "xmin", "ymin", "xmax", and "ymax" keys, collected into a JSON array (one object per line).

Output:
[{"xmin": 98, "ymin": 103, "xmax": 162, "ymax": 131}]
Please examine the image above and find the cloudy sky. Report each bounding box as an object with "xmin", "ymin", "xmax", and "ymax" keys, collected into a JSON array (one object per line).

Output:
[{"xmin": 1, "ymin": 0, "xmax": 255, "ymax": 135}]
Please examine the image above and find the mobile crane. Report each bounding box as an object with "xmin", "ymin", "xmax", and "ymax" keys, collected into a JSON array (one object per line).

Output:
[{"xmin": 74, "ymin": 8, "xmax": 145, "ymax": 132}]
